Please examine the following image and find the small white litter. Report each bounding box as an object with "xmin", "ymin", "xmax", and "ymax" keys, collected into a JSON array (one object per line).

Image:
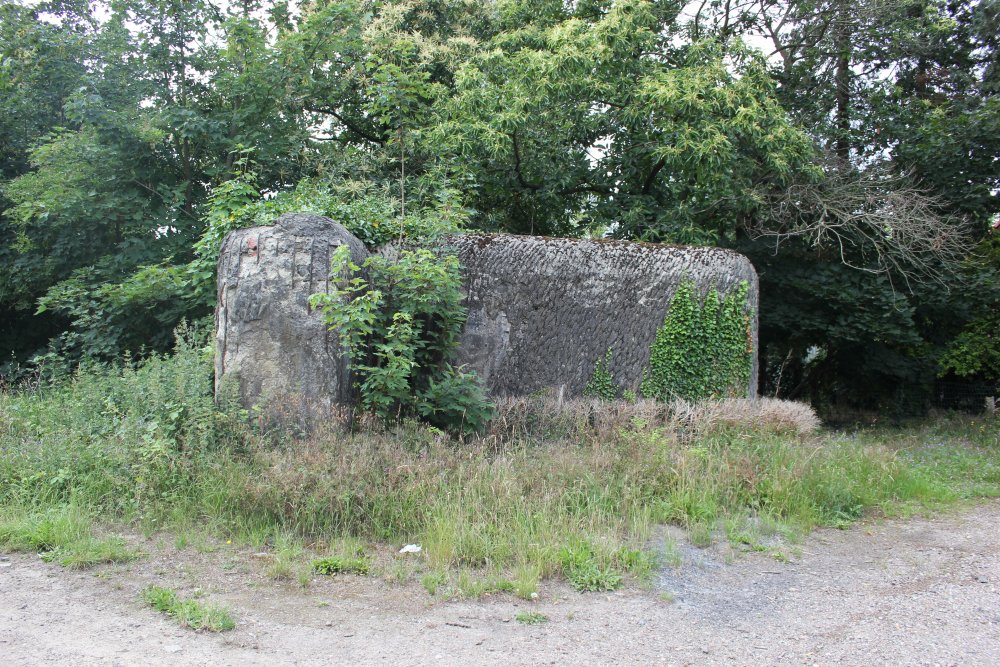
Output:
[{"xmin": 399, "ymin": 544, "xmax": 422, "ymax": 554}]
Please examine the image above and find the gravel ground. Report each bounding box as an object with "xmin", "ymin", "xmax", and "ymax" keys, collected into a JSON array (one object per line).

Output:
[{"xmin": 2, "ymin": 501, "xmax": 999, "ymax": 666}]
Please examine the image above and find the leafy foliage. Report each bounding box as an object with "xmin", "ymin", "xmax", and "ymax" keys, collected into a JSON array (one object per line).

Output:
[
  {"xmin": 938, "ymin": 235, "xmax": 1000, "ymax": 384},
  {"xmin": 641, "ymin": 281, "xmax": 753, "ymax": 401},
  {"xmin": 584, "ymin": 348, "xmax": 618, "ymax": 401},
  {"xmin": 310, "ymin": 244, "xmax": 493, "ymax": 433}
]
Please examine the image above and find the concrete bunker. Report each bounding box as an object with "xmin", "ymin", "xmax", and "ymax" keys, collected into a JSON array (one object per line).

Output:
[{"xmin": 215, "ymin": 213, "xmax": 758, "ymax": 421}]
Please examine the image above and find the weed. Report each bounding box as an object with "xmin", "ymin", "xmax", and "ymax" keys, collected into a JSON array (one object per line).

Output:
[
  {"xmin": 515, "ymin": 611, "xmax": 548, "ymax": 625},
  {"xmin": 312, "ymin": 556, "xmax": 370, "ymax": 576},
  {"xmin": 266, "ymin": 534, "xmax": 308, "ymax": 584},
  {"xmin": 386, "ymin": 559, "xmax": 415, "ymax": 585},
  {"xmin": 513, "ymin": 562, "xmax": 541, "ymax": 600},
  {"xmin": 559, "ymin": 543, "xmax": 623, "ymax": 592},
  {"xmin": 455, "ymin": 569, "xmax": 515, "ymax": 598},
  {"xmin": 142, "ymin": 586, "xmax": 235, "ymax": 632},
  {"xmin": 688, "ymin": 522, "xmax": 714, "ymax": 548},
  {"xmin": 421, "ymin": 570, "xmax": 448, "ymax": 595},
  {"xmin": 724, "ymin": 517, "xmax": 769, "ymax": 553},
  {"xmin": 616, "ymin": 547, "xmax": 657, "ymax": 582},
  {"xmin": 662, "ymin": 538, "xmax": 682, "ymax": 568}
]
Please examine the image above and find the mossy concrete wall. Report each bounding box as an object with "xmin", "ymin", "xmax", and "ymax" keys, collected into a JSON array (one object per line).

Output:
[{"xmin": 446, "ymin": 234, "xmax": 758, "ymax": 398}]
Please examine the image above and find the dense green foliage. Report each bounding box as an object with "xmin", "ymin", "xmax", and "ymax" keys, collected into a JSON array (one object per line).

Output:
[
  {"xmin": 310, "ymin": 243, "xmax": 493, "ymax": 433},
  {"xmin": 641, "ymin": 281, "xmax": 753, "ymax": 401},
  {"xmin": 1, "ymin": 0, "xmax": 997, "ymax": 411}
]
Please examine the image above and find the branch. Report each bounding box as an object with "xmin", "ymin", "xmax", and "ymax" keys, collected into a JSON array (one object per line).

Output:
[
  {"xmin": 641, "ymin": 158, "xmax": 666, "ymax": 195},
  {"xmin": 303, "ymin": 105, "xmax": 385, "ymax": 145},
  {"xmin": 510, "ymin": 132, "xmax": 541, "ymax": 191},
  {"xmin": 749, "ymin": 157, "xmax": 976, "ymax": 292}
]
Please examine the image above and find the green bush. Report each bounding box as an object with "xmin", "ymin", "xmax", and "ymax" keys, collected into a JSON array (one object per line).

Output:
[{"xmin": 310, "ymin": 244, "xmax": 493, "ymax": 433}]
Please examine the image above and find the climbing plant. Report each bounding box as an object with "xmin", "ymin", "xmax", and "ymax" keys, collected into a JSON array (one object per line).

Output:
[
  {"xmin": 310, "ymin": 245, "xmax": 493, "ymax": 434},
  {"xmin": 584, "ymin": 348, "xmax": 618, "ymax": 400},
  {"xmin": 641, "ymin": 280, "xmax": 753, "ymax": 401}
]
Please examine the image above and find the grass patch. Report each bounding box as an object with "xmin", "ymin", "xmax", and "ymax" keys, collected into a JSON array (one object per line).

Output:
[
  {"xmin": 515, "ymin": 611, "xmax": 548, "ymax": 625},
  {"xmin": 142, "ymin": 586, "xmax": 236, "ymax": 632},
  {"xmin": 312, "ymin": 556, "xmax": 371, "ymax": 576},
  {"xmin": 266, "ymin": 534, "xmax": 311, "ymax": 587},
  {"xmin": 421, "ymin": 570, "xmax": 448, "ymax": 595},
  {"xmin": 512, "ymin": 562, "xmax": 541, "ymax": 600},
  {"xmin": 2, "ymin": 342, "xmax": 998, "ymax": 593},
  {"xmin": 0, "ymin": 505, "xmax": 139, "ymax": 568}
]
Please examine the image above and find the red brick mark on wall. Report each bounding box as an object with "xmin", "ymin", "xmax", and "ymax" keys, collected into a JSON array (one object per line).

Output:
[{"xmin": 246, "ymin": 236, "xmax": 258, "ymax": 258}]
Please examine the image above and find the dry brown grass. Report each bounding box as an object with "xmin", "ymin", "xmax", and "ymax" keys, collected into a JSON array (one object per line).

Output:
[
  {"xmin": 668, "ymin": 397, "xmax": 821, "ymax": 437},
  {"xmin": 486, "ymin": 393, "xmax": 820, "ymax": 443},
  {"xmin": 486, "ymin": 393, "xmax": 671, "ymax": 443}
]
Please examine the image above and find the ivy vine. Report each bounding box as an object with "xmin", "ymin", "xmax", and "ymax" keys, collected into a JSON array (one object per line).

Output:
[
  {"xmin": 584, "ymin": 347, "xmax": 618, "ymax": 400},
  {"xmin": 640, "ymin": 280, "xmax": 753, "ymax": 401}
]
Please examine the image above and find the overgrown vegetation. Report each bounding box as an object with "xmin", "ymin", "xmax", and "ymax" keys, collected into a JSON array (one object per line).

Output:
[
  {"xmin": 0, "ymin": 504, "xmax": 138, "ymax": 568},
  {"xmin": 2, "ymin": 344, "xmax": 997, "ymax": 595},
  {"xmin": 311, "ymin": 244, "xmax": 493, "ymax": 433}
]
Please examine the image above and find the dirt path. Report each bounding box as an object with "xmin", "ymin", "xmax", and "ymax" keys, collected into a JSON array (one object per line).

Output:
[{"xmin": 2, "ymin": 502, "xmax": 999, "ymax": 666}]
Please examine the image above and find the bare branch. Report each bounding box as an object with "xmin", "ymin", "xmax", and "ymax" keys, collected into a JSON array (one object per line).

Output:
[{"xmin": 749, "ymin": 157, "xmax": 976, "ymax": 292}]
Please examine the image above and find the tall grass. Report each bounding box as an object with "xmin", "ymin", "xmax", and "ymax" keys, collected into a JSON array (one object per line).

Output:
[{"xmin": 1, "ymin": 335, "xmax": 997, "ymax": 587}]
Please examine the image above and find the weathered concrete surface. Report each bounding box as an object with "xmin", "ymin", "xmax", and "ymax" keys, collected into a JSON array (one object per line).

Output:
[
  {"xmin": 214, "ymin": 213, "xmax": 368, "ymax": 425},
  {"xmin": 215, "ymin": 220, "xmax": 759, "ymax": 417},
  {"xmin": 446, "ymin": 234, "xmax": 759, "ymax": 398}
]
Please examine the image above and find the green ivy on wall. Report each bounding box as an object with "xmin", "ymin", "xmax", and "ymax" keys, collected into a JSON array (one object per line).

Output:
[
  {"xmin": 640, "ymin": 280, "xmax": 753, "ymax": 401},
  {"xmin": 584, "ymin": 347, "xmax": 618, "ymax": 400}
]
